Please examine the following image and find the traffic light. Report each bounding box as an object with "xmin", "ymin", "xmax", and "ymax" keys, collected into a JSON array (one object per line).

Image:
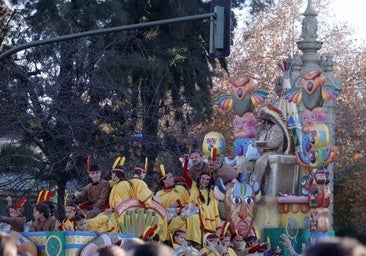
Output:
[{"xmin": 210, "ymin": 0, "xmax": 232, "ymax": 58}]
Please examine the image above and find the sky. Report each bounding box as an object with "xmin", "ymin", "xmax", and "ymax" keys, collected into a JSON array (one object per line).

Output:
[{"xmin": 332, "ymin": 0, "xmax": 366, "ymax": 41}]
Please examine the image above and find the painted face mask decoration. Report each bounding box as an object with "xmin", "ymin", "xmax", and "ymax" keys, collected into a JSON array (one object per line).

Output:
[{"xmin": 214, "ymin": 177, "xmax": 260, "ymax": 237}]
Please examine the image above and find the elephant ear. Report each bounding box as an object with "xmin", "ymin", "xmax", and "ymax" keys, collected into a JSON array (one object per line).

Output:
[{"xmin": 214, "ymin": 178, "xmax": 226, "ymax": 201}]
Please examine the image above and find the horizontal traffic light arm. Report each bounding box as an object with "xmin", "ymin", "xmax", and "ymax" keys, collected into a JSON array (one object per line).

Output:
[{"xmin": 0, "ymin": 13, "xmax": 215, "ymax": 61}]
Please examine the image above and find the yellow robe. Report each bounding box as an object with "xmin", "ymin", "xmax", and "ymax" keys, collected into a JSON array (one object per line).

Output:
[
  {"xmin": 156, "ymin": 185, "xmax": 189, "ymax": 243},
  {"xmin": 168, "ymin": 181, "xmax": 220, "ymax": 245},
  {"xmin": 87, "ymin": 180, "xmax": 132, "ymax": 232},
  {"xmin": 129, "ymin": 178, "xmax": 153, "ymax": 208},
  {"xmin": 60, "ymin": 218, "xmax": 74, "ymax": 231},
  {"xmin": 155, "ymin": 185, "xmax": 189, "ymax": 210}
]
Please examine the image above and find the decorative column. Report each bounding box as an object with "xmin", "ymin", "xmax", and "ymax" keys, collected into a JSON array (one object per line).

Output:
[{"xmin": 284, "ymin": 0, "xmax": 342, "ymax": 243}]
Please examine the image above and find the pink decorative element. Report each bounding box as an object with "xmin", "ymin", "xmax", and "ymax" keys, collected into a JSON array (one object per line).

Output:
[
  {"xmin": 233, "ymin": 113, "xmax": 258, "ymax": 139},
  {"xmin": 302, "ymin": 107, "xmax": 326, "ymax": 129}
]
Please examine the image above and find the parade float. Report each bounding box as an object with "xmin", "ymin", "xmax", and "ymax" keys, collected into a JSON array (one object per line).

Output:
[
  {"xmin": 212, "ymin": 0, "xmax": 342, "ymax": 255},
  {"xmin": 10, "ymin": 1, "xmax": 342, "ymax": 255}
]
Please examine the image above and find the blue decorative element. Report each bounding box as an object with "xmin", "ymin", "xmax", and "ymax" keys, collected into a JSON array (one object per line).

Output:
[
  {"xmin": 233, "ymin": 138, "xmax": 254, "ymax": 156},
  {"xmin": 136, "ymin": 133, "xmax": 143, "ymax": 141}
]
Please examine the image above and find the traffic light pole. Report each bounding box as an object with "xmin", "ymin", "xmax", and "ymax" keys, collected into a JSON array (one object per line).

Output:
[{"xmin": 0, "ymin": 13, "xmax": 214, "ymax": 61}]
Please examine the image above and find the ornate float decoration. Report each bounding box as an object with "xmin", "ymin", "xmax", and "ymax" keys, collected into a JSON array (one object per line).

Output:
[
  {"xmin": 22, "ymin": 197, "xmax": 166, "ymax": 256},
  {"xmin": 213, "ymin": 1, "xmax": 342, "ymax": 255},
  {"xmin": 271, "ymin": 0, "xmax": 342, "ymax": 253},
  {"xmin": 202, "ymin": 131, "xmax": 226, "ymax": 158},
  {"xmin": 232, "ymin": 112, "xmax": 258, "ymax": 157},
  {"xmin": 216, "ymin": 77, "xmax": 268, "ymax": 158},
  {"xmin": 216, "ymin": 77, "xmax": 269, "ymax": 117},
  {"xmin": 214, "ymin": 176, "xmax": 260, "ymax": 237},
  {"xmin": 115, "ymin": 198, "xmax": 167, "ymax": 240},
  {"xmin": 285, "ymin": 71, "xmax": 341, "ymax": 111}
]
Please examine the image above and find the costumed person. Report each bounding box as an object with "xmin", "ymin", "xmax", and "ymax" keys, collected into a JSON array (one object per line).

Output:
[
  {"xmin": 170, "ymin": 169, "xmax": 220, "ymax": 250},
  {"xmin": 206, "ymin": 148, "xmax": 239, "ymax": 185},
  {"xmin": 100, "ymin": 160, "xmax": 167, "ymax": 242},
  {"xmin": 219, "ymin": 231, "xmax": 237, "ymax": 256},
  {"xmin": 72, "ymin": 159, "xmax": 111, "ymax": 218},
  {"xmin": 30, "ymin": 203, "xmax": 59, "ymax": 231},
  {"xmin": 74, "ymin": 213, "xmax": 89, "ymax": 231},
  {"xmin": 128, "ymin": 163, "xmax": 153, "ymax": 208},
  {"xmin": 171, "ymin": 230, "xmax": 187, "ymax": 250},
  {"xmin": 244, "ymin": 234, "xmax": 269, "ymax": 254},
  {"xmin": 241, "ymin": 105, "xmax": 292, "ymax": 191},
  {"xmin": 230, "ymin": 234, "xmax": 246, "ymax": 256},
  {"xmin": 200, "ymin": 233, "xmax": 231, "ymax": 256},
  {"xmin": 0, "ymin": 231, "xmax": 17, "ymax": 256},
  {"xmin": 87, "ymin": 162, "xmax": 133, "ymax": 232},
  {"xmin": 0, "ymin": 196, "xmax": 27, "ymax": 232},
  {"xmin": 155, "ymin": 165, "xmax": 189, "ymax": 224},
  {"xmin": 42, "ymin": 200, "xmax": 57, "ymax": 218},
  {"xmin": 60, "ymin": 202, "xmax": 78, "ymax": 231},
  {"xmin": 186, "ymin": 148, "xmax": 210, "ymax": 182},
  {"xmin": 170, "ymin": 229, "xmax": 201, "ymax": 256}
]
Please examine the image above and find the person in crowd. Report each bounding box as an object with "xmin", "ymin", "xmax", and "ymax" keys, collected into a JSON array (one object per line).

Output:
[
  {"xmin": 74, "ymin": 213, "xmax": 89, "ymax": 231},
  {"xmin": 155, "ymin": 169, "xmax": 189, "ymax": 224},
  {"xmin": 230, "ymin": 234, "xmax": 245, "ymax": 256},
  {"xmin": 94, "ymin": 245, "xmax": 126, "ymax": 256},
  {"xmin": 170, "ymin": 229, "xmax": 200, "ymax": 256},
  {"xmin": 0, "ymin": 231, "xmax": 17, "ymax": 256},
  {"xmin": 0, "ymin": 196, "xmax": 27, "ymax": 232},
  {"xmin": 30, "ymin": 203, "xmax": 59, "ymax": 231},
  {"xmin": 73, "ymin": 164, "xmax": 111, "ymax": 218},
  {"xmin": 170, "ymin": 230, "xmax": 187, "ymax": 250},
  {"xmin": 120, "ymin": 238, "xmax": 145, "ymax": 255},
  {"xmin": 87, "ymin": 164, "xmax": 132, "ymax": 232},
  {"xmin": 219, "ymin": 231, "xmax": 238, "ymax": 256},
  {"xmin": 206, "ymin": 156, "xmax": 239, "ymax": 185},
  {"xmin": 60, "ymin": 203, "xmax": 78, "ymax": 231},
  {"xmin": 200, "ymin": 233, "xmax": 230, "ymax": 256},
  {"xmin": 184, "ymin": 148, "xmax": 238, "ymax": 187},
  {"xmin": 42, "ymin": 200, "xmax": 57, "ymax": 218},
  {"xmin": 128, "ymin": 164, "xmax": 153, "ymax": 208},
  {"xmin": 169, "ymin": 170, "xmax": 220, "ymax": 250},
  {"xmin": 129, "ymin": 240, "xmax": 175, "ymax": 256},
  {"xmin": 187, "ymin": 149, "xmax": 210, "ymax": 182},
  {"xmin": 304, "ymin": 237, "xmax": 366, "ymax": 256},
  {"xmin": 8, "ymin": 230, "xmax": 38, "ymax": 256}
]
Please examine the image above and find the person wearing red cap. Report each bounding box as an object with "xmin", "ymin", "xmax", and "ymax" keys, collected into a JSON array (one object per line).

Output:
[{"xmin": 72, "ymin": 164, "xmax": 111, "ymax": 218}]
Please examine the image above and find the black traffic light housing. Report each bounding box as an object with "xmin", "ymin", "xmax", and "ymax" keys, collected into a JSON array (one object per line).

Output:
[{"xmin": 210, "ymin": 0, "xmax": 232, "ymax": 58}]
